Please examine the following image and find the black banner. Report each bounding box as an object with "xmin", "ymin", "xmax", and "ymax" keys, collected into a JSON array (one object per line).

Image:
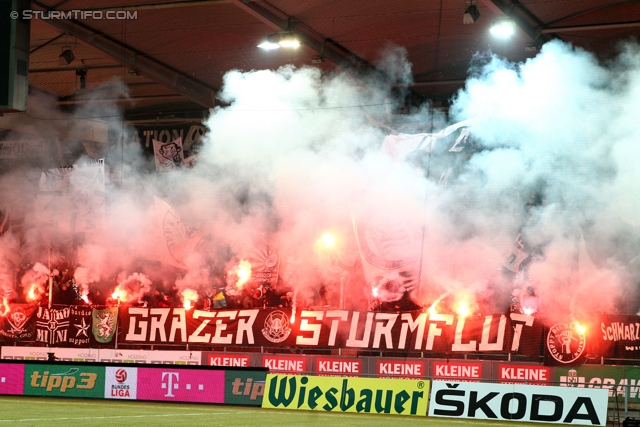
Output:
[
  {"xmin": 118, "ymin": 307, "xmax": 545, "ymax": 354},
  {"xmin": 0, "ymin": 304, "xmax": 37, "ymax": 342}
]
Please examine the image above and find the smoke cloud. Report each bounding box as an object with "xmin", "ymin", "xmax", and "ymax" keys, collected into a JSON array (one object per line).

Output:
[{"xmin": 0, "ymin": 40, "xmax": 639, "ymax": 322}]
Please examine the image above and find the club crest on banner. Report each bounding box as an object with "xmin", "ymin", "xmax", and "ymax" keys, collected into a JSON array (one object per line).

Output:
[
  {"xmin": 546, "ymin": 323, "xmax": 586, "ymax": 364},
  {"xmin": 92, "ymin": 307, "xmax": 117, "ymax": 343},
  {"xmin": 262, "ymin": 310, "xmax": 291, "ymax": 343}
]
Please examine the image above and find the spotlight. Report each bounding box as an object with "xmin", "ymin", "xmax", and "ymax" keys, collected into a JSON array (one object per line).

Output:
[
  {"xmin": 257, "ymin": 32, "xmax": 301, "ymax": 50},
  {"xmin": 490, "ymin": 18, "xmax": 516, "ymax": 38},
  {"xmin": 463, "ymin": 4, "xmax": 480, "ymax": 25},
  {"xmin": 278, "ymin": 33, "xmax": 301, "ymax": 48},
  {"xmin": 58, "ymin": 48, "xmax": 75, "ymax": 66}
]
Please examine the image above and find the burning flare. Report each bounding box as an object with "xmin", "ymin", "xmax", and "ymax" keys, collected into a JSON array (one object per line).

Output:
[
  {"xmin": 456, "ymin": 300, "xmax": 471, "ymax": 318},
  {"xmin": 27, "ymin": 283, "xmax": 39, "ymax": 302},
  {"xmin": 0, "ymin": 297, "xmax": 9, "ymax": 316},
  {"xmin": 111, "ymin": 288, "xmax": 127, "ymax": 302},
  {"xmin": 235, "ymin": 260, "xmax": 252, "ymax": 288},
  {"xmin": 181, "ymin": 288, "xmax": 198, "ymax": 309},
  {"xmin": 319, "ymin": 232, "xmax": 335, "ymax": 248}
]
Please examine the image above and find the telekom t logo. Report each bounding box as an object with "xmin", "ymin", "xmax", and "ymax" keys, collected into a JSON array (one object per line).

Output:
[{"xmin": 161, "ymin": 372, "xmax": 179, "ymax": 397}]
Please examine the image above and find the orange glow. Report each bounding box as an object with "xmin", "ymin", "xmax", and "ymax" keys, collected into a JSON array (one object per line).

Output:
[
  {"xmin": 456, "ymin": 301, "xmax": 470, "ymax": 318},
  {"xmin": 111, "ymin": 288, "xmax": 127, "ymax": 301},
  {"xmin": 181, "ymin": 289, "xmax": 198, "ymax": 309},
  {"xmin": 0, "ymin": 297, "xmax": 9, "ymax": 316},
  {"xmin": 574, "ymin": 322, "xmax": 586, "ymax": 334},
  {"xmin": 290, "ymin": 309, "xmax": 296, "ymax": 323},
  {"xmin": 235, "ymin": 260, "xmax": 252, "ymax": 288},
  {"xmin": 320, "ymin": 232, "xmax": 335, "ymax": 248},
  {"xmin": 81, "ymin": 295, "xmax": 89, "ymax": 304},
  {"xmin": 522, "ymin": 306, "xmax": 537, "ymax": 315},
  {"xmin": 27, "ymin": 284, "xmax": 39, "ymax": 301}
]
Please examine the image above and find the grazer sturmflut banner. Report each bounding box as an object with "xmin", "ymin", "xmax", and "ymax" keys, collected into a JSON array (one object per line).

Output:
[{"xmin": 118, "ymin": 307, "xmax": 545, "ymax": 353}]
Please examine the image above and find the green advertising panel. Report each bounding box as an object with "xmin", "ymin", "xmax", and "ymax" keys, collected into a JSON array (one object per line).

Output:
[
  {"xmin": 225, "ymin": 370, "xmax": 267, "ymax": 406},
  {"xmin": 555, "ymin": 365, "xmax": 640, "ymax": 402},
  {"xmin": 24, "ymin": 364, "xmax": 105, "ymax": 398}
]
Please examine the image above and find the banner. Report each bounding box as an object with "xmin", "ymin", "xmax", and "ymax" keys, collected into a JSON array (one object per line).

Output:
[
  {"xmin": 225, "ymin": 369, "xmax": 267, "ymax": 406},
  {"xmin": 556, "ymin": 365, "xmax": 640, "ymax": 402},
  {"xmin": 68, "ymin": 305, "xmax": 92, "ymax": 347},
  {"xmin": 263, "ymin": 374, "xmax": 429, "ymax": 416},
  {"xmin": 34, "ymin": 159, "xmax": 105, "ymax": 233},
  {"xmin": 247, "ymin": 248, "xmax": 279, "ymax": 287},
  {"xmin": 118, "ymin": 307, "xmax": 544, "ymax": 354},
  {"xmin": 24, "ymin": 363, "xmax": 105, "ymax": 398},
  {"xmin": 153, "ymin": 137, "xmax": 185, "ymax": 172},
  {"xmin": 0, "ymin": 304, "xmax": 36, "ymax": 342},
  {"xmin": 153, "ymin": 196, "xmax": 204, "ymax": 269},
  {"xmin": 137, "ymin": 367, "xmax": 224, "ymax": 403},
  {"xmin": 36, "ymin": 306, "xmax": 71, "ymax": 345},
  {"xmin": 92, "ymin": 307, "xmax": 118, "ymax": 344},
  {"xmin": 429, "ymin": 381, "xmax": 608, "ymax": 425}
]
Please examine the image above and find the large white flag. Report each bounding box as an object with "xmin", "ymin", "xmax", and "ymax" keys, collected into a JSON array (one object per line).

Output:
[
  {"xmin": 153, "ymin": 196, "xmax": 204, "ymax": 269},
  {"xmin": 34, "ymin": 159, "xmax": 105, "ymax": 233},
  {"xmin": 380, "ymin": 118, "xmax": 475, "ymax": 162}
]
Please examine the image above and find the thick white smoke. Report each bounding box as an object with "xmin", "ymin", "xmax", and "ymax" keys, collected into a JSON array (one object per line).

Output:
[{"xmin": 0, "ymin": 40, "xmax": 639, "ymax": 321}]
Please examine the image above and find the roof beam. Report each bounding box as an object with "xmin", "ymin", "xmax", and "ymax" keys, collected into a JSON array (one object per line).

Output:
[
  {"xmin": 230, "ymin": 0, "xmax": 393, "ymax": 84},
  {"xmin": 31, "ymin": 1, "xmax": 218, "ymax": 108}
]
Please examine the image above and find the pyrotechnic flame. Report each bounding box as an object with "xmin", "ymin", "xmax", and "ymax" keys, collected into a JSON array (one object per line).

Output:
[
  {"xmin": 235, "ymin": 260, "xmax": 252, "ymax": 288},
  {"xmin": 372, "ymin": 287, "xmax": 379, "ymax": 297},
  {"xmin": 0, "ymin": 297, "xmax": 9, "ymax": 316},
  {"xmin": 428, "ymin": 292, "xmax": 449, "ymax": 316},
  {"xmin": 522, "ymin": 306, "xmax": 537, "ymax": 315},
  {"xmin": 81, "ymin": 295, "xmax": 89, "ymax": 304},
  {"xmin": 320, "ymin": 232, "xmax": 335, "ymax": 248},
  {"xmin": 456, "ymin": 301, "xmax": 470, "ymax": 318},
  {"xmin": 574, "ymin": 322, "xmax": 586, "ymax": 334},
  {"xmin": 27, "ymin": 284, "xmax": 39, "ymax": 302},
  {"xmin": 290, "ymin": 309, "xmax": 296, "ymax": 323},
  {"xmin": 181, "ymin": 289, "xmax": 198, "ymax": 309},
  {"xmin": 111, "ymin": 288, "xmax": 127, "ymax": 301}
]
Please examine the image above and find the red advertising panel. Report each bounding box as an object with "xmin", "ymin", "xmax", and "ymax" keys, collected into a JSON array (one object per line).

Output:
[
  {"xmin": 208, "ymin": 354, "xmax": 251, "ymax": 367},
  {"xmin": 0, "ymin": 363, "xmax": 24, "ymax": 395},
  {"xmin": 432, "ymin": 361, "xmax": 482, "ymax": 381},
  {"xmin": 498, "ymin": 364, "xmax": 550, "ymax": 385},
  {"xmin": 315, "ymin": 357, "xmax": 361, "ymax": 375},
  {"xmin": 262, "ymin": 355, "xmax": 307, "ymax": 374},
  {"xmin": 137, "ymin": 367, "xmax": 224, "ymax": 403},
  {"xmin": 376, "ymin": 359, "xmax": 425, "ymax": 378}
]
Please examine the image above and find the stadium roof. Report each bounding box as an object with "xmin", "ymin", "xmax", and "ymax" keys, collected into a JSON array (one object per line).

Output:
[{"xmin": 22, "ymin": 0, "xmax": 640, "ymax": 122}]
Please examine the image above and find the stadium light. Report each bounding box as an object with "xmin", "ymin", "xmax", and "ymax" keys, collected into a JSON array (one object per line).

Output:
[
  {"xmin": 258, "ymin": 32, "xmax": 301, "ymax": 50},
  {"xmin": 490, "ymin": 18, "xmax": 516, "ymax": 38}
]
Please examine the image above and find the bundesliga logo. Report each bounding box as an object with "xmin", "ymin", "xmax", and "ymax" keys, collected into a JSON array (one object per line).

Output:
[{"xmin": 115, "ymin": 369, "xmax": 127, "ymax": 383}]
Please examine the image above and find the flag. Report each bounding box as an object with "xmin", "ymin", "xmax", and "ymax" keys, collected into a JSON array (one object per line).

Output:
[
  {"xmin": 153, "ymin": 137, "xmax": 185, "ymax": 172},
  {"xmin": 34, "ymin": 159, "xmax": 106, "ymax": 233},
  {"xmin": 247, "ymin": 248, "xmax": 280, "ymax": 287},
  {"xmin": 92, "ymin": 307, "xmax": 118, "ymax": 344},
  {"xmin": 380, "ymin": 118, "xmax": 476, "ymax": 162},
  {"xmin": 154, "ymin": 196, "xmax": 204, "ymax": 269},
  {"xmin": 351, "ymin": 207, "xmax": 423, "ymax": 300},
  {"xmin": 0, "ymin": 303, "xmax": 37, "ymax": 342},
  {"xmin": 35, "ymin": 306, "xmax": 71, "ymax": 345},
  {"xmin": 68, "ymin": 305, "xmax": 92, "ymax": 347}
]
